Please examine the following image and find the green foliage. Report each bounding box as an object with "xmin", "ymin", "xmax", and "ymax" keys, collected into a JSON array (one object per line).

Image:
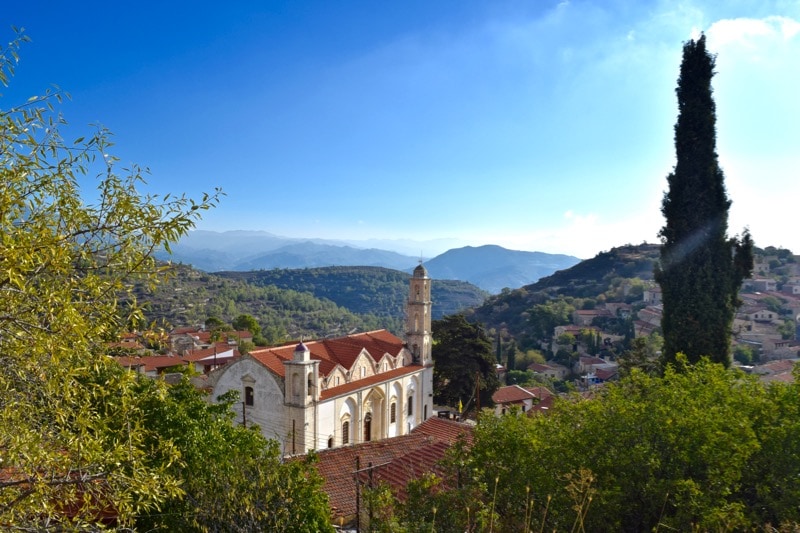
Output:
[
  {"xmin": 506, "ymin": 369, "xmax": 536, "ymax": 386},
  {"xmin": 232, "ymin": 313, "xmax": 261, "ymax": 336},
  {"xmin": 617, "ymin": 332, "xmax": 663, "ymax": 377},
  {"xmin": 453, "ymin": 359, "xmax": 795, "ymax": 531},
  {"xmin": 655, "ymin": 35, "xmax": 753, "ymax": 368},
  {"xmin": 762, "ymin": 295, "xmax": 785, "ymax": 314},
  {"xmin": 0, "ymin": 30, "xmax": 221, "ymax": 528},
  {"xmin": 777, "ymin": 319, "xmax": 796, "ymax": 340},
  {"xmin": 432, "ymin": 315, "xmax": 500, "ymax": 410},
  {"xmin": 556, "ymin": 332, "xmax": 576, "ymax": 346},
  {"xmin": 505, "ymin": 341, "xmax": 517, "ymax": 371},
  {"xmin": 134, "ymin": 377, "xmax": 333, "ymax": 532},
  {"xmin": 529, "ymin": 298, "xmax": 575, "ymax": 341},
  {"xmin": 733, "ymin": 344, "xmax": 755, "ymax": 365}
]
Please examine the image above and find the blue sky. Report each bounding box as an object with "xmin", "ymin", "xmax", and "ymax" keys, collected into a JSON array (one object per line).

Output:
[{"xmin": 4, "ymin": 1, "xmax": 799, "ymax": 258}]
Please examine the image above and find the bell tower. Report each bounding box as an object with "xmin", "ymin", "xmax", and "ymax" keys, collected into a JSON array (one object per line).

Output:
[{"xmin": 406, "ymin": 263, "xmax": 432, "ymax": 366}]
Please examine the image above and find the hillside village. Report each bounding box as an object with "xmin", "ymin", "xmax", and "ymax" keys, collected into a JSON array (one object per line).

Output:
[{"xmin": 101, "ymin": 245, "xmax": 800, "ymax": 526}]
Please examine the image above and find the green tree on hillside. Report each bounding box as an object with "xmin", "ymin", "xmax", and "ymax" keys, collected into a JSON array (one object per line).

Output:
[
  {"xmin": 655, "ymin": 34, "xmax": 753, "ymax": 368},
  {"xmin": 432, "ymin": 315, "xmax": 500, "ymax": 410}
]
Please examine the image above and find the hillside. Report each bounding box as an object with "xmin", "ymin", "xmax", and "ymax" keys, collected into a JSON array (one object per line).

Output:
[
  {"xmin": 215, "ymin": 266, "xmax": 488, "ymax": 320},
  {"xmin": 134, "ymin": 264, "xmax": 405, "ymax": 343},
  {"xmin": 470, "ymin": 243, "xmax": 660, "ymax": 336}
]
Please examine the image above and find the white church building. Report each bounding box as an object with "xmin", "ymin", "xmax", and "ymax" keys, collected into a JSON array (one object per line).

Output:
[{"xmin": 210, "ymin": 264, "xmax": 435, "ymax": 454}]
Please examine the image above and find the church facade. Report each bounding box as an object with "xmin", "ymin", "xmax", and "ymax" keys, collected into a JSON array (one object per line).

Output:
[{"xmin": 210, "ymin": 264, "xmax": 434, "ymax": 454}]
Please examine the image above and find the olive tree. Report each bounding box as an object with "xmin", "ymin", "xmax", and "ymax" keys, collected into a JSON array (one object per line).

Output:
[{"xmin": 0, "ymin": 30, "xmax": 221, "ymax": 529}]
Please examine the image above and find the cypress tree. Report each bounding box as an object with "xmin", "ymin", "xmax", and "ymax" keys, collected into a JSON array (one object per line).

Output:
[{"xmin": 655, "ymin": 35, "xmax": 753, "ymax": 368}]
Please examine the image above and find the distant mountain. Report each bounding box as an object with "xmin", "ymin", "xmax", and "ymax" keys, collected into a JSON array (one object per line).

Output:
[
  {"xmin": 157, "ymin": 230, "xmax": 444, "ymax": 272},
  {"xmin": 423, "ymin": 245, "xmax": 581, "ymax": 294},
  {"xmin": 232, "ymin": 242, "xmax": 417, "ymax": 271},
  {"xmin": 158, "ymin": 231, "xmax": 581, "ymax": 292}
]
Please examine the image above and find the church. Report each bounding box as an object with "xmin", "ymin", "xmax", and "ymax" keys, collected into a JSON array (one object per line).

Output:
[{"xmin": 209, "ymin": 264, "xmax": 434, "ymax": 454}]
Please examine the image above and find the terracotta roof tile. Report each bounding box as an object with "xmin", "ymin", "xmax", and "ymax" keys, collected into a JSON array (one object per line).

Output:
[
  {"xmin": 114, "ymin": 355, "xmax": 186, "ymax": 372},
  {"xmin": 310, "ymin": 418, "xmax": 472, "ymax": 521},
  {"xmin": 247, "ymin": 330, "xmax": 407, "ymax": 382},
  {"xmin": 492, "ymin": 385, "xmax": 538, "ymax": 404}
]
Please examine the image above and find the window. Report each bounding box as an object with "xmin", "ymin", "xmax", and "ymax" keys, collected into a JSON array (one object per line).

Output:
[
  {"xmin": 407, "ymin": 395, "xmax": 413, "ymax": 416},
  {"xmin": 390, "ymin": 402, "xmax": 397, "ymax": 423},
  {"xmin": 327, "ymin": 436, "xmax": 334, "ymax": 448},
  {"xmin": 244, "ymin": 386, "xmax": 254, "ymax": 406},
  {"xmin": 363, "ymin": 413, "xmax": 372, "ymax": 442},
  {"xmin": 424, "ymin": 405, "xmax": 428, "ymax": 420},
  {"xmin": 342, "ymin": 421, "xmax": 350, "ymax": 445},
  {"xmin": 307, "ymin": 373, "xmax": 313, "ymax": 396}
]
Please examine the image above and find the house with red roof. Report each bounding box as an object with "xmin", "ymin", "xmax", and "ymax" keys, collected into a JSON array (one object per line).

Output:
[
  {"xmin": 210, "ymin": 264, "xmax": 435, "ymax": 454},
  {"xmin": 491, "ymin": 385, "xmax": 553, "ymax": 415}
]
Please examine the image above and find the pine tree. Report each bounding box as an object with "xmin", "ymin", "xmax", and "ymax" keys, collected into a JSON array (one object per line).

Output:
[{"xmin": 655, "ymin": 35, "xmax": 753, "ymax": 368}]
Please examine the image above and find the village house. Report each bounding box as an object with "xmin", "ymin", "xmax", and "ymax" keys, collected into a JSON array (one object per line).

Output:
[
  {"xmin": 209, "ymin": 264, "xmax": 435, "ymax": 455},
  {"xmin": 491, "ymin": 385, "xmax": 553, "ymax": 415},
  {"xmin": 643, "ymin": 286, "xmax": 662, "ymax": 306},
  {"xmin": 747, "ymin": 278, "xmax": 778, "ymax": 293},
  {"xmin": 528, "ymin": 362, "xmax": 570, "ymax": 380}
]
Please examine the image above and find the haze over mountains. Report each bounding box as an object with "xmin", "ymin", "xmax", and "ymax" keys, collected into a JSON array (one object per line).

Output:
[{"xmin": 159, "ymin": 230, "xmax": 582, "ymax": 294}]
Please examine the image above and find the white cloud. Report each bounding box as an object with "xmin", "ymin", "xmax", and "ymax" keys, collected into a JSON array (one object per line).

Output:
[{"xmin": 708, "ymin": 16, "xmax": 800, "ymax": 48}]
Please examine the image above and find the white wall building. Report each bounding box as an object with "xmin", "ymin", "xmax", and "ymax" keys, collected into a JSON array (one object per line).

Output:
[{"xmin": 210, "ymin": 264, "xmax": 435, "ymax": 454}]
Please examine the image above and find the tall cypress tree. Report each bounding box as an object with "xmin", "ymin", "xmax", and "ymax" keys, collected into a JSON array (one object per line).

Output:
[{"xmin": 655, "ymin": 35, "xmax": 753, "ymax": 368}]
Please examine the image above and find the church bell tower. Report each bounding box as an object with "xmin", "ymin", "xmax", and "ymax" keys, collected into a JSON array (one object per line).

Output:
[{"xmin": 406, "ymin": 263, "xmax": 432, "ymax": 366}]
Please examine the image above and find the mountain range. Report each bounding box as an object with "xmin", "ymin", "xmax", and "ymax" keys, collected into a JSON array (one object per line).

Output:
[{"xmin": 159, "ymin": 230, "xmax": 582, "ymax": 293}]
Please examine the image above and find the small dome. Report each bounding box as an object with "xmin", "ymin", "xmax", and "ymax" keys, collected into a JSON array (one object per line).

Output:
[
  {"xmin": 295, "ymin": 341, "xmax": 309, "ymax": 352},
  {"xmin": 413, "ymin": 263, "xmax": 428, "ymax": 277}
]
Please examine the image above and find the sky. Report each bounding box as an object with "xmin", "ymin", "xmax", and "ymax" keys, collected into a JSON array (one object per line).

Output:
[{"xmin": 3, "ymin": 0, "xmax": 800, "ymax": 259}]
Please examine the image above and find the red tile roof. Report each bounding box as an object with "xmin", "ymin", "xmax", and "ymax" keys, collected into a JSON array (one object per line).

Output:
[
  {"xmin": 310, "ymin": 418, "xmax": 473, "ymax": 521},
  {"xmin": 247, "ymin": 330, "xmax": 406, "ymax": 380},
  {"xmin": 493, "ymin": 385, "xmax": 553, "ymax": 405},
  {"xmin": 492, "ymin": 385, "xmax": 538, "ymax": 404},
  {"xmin": 114, "ymin": 355, "xmax": 186, "ymax": 372}
]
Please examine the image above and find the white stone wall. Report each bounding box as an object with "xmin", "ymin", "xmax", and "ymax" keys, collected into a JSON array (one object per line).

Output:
[{"xmin": 212, "ymin": 358, "xmax": 288, "ymax": 446}]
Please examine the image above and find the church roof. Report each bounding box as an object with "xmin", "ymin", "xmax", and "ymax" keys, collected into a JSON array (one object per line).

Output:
[{"xmin": 247, "ymin": 330, "xmax": 406, "ymax": 379}]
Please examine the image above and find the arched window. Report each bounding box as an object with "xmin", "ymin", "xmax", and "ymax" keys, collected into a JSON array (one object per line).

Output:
[
  {"xmin": 327, "ymin": 436, "xmax": 334, "ymax": 448},
  {"xmin": 244, "ymin": 386, "xmax": 254, "ymax": 406},
  {"xmin": 363, "ymin": 413, "xmax": 372, "ymax": 442},
  {"xmin": 390, "ymin": 401, "xmax": 397, "ymax": 424},
  {"xmin": 307, "ymin": 372, "xmax": 313, "ymax": 396},
  {"xmin": 342, "ymin": 421, "xmax": 350, "ymax": 445},
  {"xmin": 407, "ymin": 395, "xmax": 413, "ymax": 417}
]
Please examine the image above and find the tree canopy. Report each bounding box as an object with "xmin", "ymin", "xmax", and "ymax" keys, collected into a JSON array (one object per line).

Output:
[
  {"xmin": 655, "ymin": 34, "xmax": 753, "ymax": 367},
  {"xmin": 372, "ymin": 361, "xmax": 800, "ymax": 531},
  {"xmin": 0, "ymin": 31, "xmax": 332, "ymax": 531},
  {"xmin": 432, "ymin": 315, "xmax": 500, "ymax": 411}
]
